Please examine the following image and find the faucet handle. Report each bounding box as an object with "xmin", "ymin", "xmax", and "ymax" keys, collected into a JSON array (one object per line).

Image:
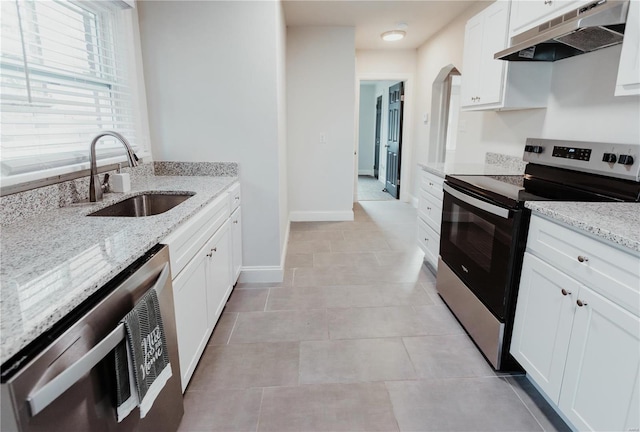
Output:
[{"xmin": 101, "ymin": 173, "xmax": 110, "ymax": 193}]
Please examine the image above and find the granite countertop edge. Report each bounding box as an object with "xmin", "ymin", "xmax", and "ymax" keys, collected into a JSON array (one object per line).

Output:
[
  {"xmin": 525, "ymin": 201, "xmax": 640, "ymax": 253},
  {"xmin": 417, "ymin": 161, "xmax": 524, "ymax": 177},
  {"xmin": 1, "ymin": 175, "xmax": 238, "ymax": 365}
]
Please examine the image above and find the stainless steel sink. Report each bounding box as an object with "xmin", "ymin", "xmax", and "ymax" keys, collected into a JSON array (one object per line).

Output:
[{"xmin": 88, "ymin": 193, "xmax": 194, "ymax": 217}]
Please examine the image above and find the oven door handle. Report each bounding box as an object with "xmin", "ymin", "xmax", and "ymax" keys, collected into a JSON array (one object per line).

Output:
[
  {"xmin": 443, "ymin": 183, "xmax": 510, "ymax": 219},
  {"xmin": 26, "ymin": 262, "xmax": 170, "ymax": 417}
]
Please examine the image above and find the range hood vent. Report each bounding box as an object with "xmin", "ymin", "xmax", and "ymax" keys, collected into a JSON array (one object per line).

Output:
[{"xmin": 495, "ymin": 0, "xmax": 629, "ymax": 62}]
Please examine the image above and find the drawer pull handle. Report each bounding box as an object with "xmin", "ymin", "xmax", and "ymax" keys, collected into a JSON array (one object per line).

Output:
[
  {"xmin": 576, "ymin": 299, "xmax": 587, "ymax": 307},
  {"xmin": 577, "ymin": 255, "xmax": 588, "ymax": 263},
  {"xmin": 429, "ymin": 182, "xmax": 433, "ymax": 186},
  {"xmin": 206, "ymin": 252, "xmax": 213, "ymax": 257},
  {"xmin": 212, "ymin": 247, "xmax": 217, "ymax": 252},
  {"xmin": 427, "ymin": 207, "xmax": 432, "ymax": 211},
  {"xmin": 235, "ymin": 196, "xmax": 240, "ymax": 200},
  {"xmin": 424, "ymin": 238, "xmax": 428, "ymax": 242},
  {"xmin": 233, "ymin": 220, "xmax": 238, "ymax": 224},
  {"xmin": 561, "ymin": 289, "xmax": 571, "ymax": 296}
]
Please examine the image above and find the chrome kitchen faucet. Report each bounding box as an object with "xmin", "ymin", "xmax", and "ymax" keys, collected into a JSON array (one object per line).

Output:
[{"xmin": 89, "ymin": 131, "xmax": 139, "ymax": 202}]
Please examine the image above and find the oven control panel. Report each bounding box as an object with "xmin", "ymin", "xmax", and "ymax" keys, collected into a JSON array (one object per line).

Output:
[
  {"xmin": 552, "ymin": 146, "xmax": 592, "ymax": 161},
  {"xmin": 523, "ymin": 138, "xmax": 639, "ymax": 182}
]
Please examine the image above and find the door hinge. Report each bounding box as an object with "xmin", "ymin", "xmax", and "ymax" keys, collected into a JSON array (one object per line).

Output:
[
  {"xmin": 400, "ymin": 95, "xmax": 405, "ymax": 102},
  {"xmin": 397, "ymin": 179, "xmax": 400, "ymax": 185}
]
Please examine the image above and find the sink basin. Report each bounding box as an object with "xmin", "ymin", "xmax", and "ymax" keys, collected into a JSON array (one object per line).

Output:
[{"xmin": 88, "ymin": 193, "xmax": 194, "ymax": 217}]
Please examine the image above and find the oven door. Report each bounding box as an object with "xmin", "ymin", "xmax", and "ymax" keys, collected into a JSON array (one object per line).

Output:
[{"xmin": 440, "ymin": 182, "xmax": 521, "ymax": 321}]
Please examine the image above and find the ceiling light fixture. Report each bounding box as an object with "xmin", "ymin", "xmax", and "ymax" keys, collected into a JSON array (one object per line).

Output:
[{"xmin": 381, "ymin": 30, "xmax": 406, "ymax": 42}]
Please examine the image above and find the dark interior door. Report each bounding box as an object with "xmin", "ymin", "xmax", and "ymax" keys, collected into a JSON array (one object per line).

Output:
[
  {"xmin": 385, "ymin": 82, "xmax": 403, "ymax": 199},
  {"xmin": 374, "ymin": 96, "xmax": 382, "ymax": 179}
]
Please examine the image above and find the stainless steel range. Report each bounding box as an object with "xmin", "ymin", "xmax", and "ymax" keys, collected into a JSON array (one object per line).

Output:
[{"xmin": 436, "ymin": 138, "xmax": 640, "ymax": 370}]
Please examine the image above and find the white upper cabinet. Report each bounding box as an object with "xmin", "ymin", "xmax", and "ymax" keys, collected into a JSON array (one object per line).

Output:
[
  {"xmin": 616, "ymin": 0, "xmax": 640, "ymax": 96},
  {"xmin": 461, "ymin": 1, "xmax": 552, "ymax": 111},
  {"xmin": 509, "ymin": 1, "xmax": 591, "ymax": 35}
]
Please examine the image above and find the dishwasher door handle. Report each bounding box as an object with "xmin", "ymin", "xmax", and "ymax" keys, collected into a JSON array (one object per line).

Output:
[{"xmin": 26, "ymin": 263, "xmax": 170, "ymax": 417}]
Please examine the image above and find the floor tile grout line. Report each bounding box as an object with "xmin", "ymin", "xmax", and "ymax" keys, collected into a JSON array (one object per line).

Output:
[
  {"xmin": 399, "ymin": 336, "xmax": 420, "ymax": 378},
  {"xmin": 263, "ymin": 288, "xmax": 271, "ymax": 312},
  {"xmin": 504, "ymin": 376, "xmax": 548, "ymax": 432},
  {"xmin": 225, "ymin": 312, "xmax": 240, "ymax": 345},
  {"xmin": 382, "ymin": 380, "xmax": 403, "ymax": 432},
  {"xmin": 254, "ymin": 387, "xmax": 265, "ymax": 432}
]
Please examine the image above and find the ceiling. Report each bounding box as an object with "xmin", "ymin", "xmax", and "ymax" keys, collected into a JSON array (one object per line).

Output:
[{"xmin": 282, "ymin": 1, "xmax": 481, "ymax": 50}]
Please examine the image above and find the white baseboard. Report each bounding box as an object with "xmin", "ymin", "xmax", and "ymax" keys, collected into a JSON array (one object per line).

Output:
[
  {"xmin": 358, "ymin": 169, "xmax": 374, "ymax": 176},
  {"xmin": 237, "ymin": 266, "xmax": 284, "ymax": 283},
  {"xmin": 237, "ymin": 219, "xmax": 291, "ymax": 285},
  {"xmin": 289, "ymin": 210, "xmax": 354, "ymax": 221}
]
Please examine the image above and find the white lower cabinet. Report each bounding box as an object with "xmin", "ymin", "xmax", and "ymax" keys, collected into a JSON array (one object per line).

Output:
[
  {"xmin": 511, "ymin": 253, "xmax": 576, "ymax": 403},
  {"xmin": 205, "ymin": 221, "xmax": 232, "ymax": 329},
  {"xmin": 230, "ymin": 207, "xmax": 242, "ymax": 284},
  {"xmin": 512, "ymin": 215, "xmax": 640, "ymax": 431},
  {"xmin": 417, "ymin": 168, "xmax": 444, "ymax": 271},
  {"xmin": 559, "ymin": 285, "xmax": 640, "ymax": 431},
  {"xmin": 162, "ymin": 182, "xmax": 240, "ymax": 392},
  {"xmin": 171, "ymin": 245, "xmax": 212, "ymax": 392}
]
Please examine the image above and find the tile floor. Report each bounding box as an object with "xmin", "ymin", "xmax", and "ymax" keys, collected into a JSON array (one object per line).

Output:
[
  {"xmin": 177, "ymin": 201, "xmax": 570, "ymax": 432},
  {"xmin": 357, "ymin": 176, "xmax": 395, "ymax": 201}
]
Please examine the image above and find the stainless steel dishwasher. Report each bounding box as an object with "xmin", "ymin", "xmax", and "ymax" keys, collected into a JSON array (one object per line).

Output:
[{"xmin": 1, "ymin": 245, "xmax": 184, "ymax": 432}]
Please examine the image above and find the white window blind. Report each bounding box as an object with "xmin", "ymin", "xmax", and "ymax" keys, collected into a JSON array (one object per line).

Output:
[{"xmin": 0, "ymin": 0, "xmax": 142, "ymax": 183}]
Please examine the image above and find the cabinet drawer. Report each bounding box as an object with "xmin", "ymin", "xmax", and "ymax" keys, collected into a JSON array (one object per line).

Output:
[
  {"xmin": 162, "ymin": 193, "xmax": 230, "ymax": 277},
  {"xmin": 418, "ymin": 217, "xmax": 440, "ymax": 269},
  {"xmin": 420, "ymin": 170, "xmax": 444, "ymax": 201},
  {"xmin": 418, "ymin": 189, "xmax": 443, "ymax": 234},
  {"xmin": 527, "ymin": 215, "xmax": 640, "ymax": 316},
  {"xmin": 227, "ymin": 181, "xmax": 241, "ymax": 212}
]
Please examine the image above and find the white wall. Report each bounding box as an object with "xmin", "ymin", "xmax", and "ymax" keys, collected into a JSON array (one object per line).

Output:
[
  {"xmin": 287, "ymin": 26, "xmax": 356, "ymax": 221},
  {"xmin": 358, "ymin": 84, "xmax": 376, "ymax": 176},
  {"xmin": 276, "ymin": 2, "xmax": 289, "ymax": 258},
  {"xmin": 413, "ymin": 1, "xmax": 639, "ymax": 199},
  {"xmin": 137, "ymin": 1, "xmax": 288, "ymax": 282},
  {"xmin": 356, "ymin": 50, "xmax": 418, "ymax": 202}
]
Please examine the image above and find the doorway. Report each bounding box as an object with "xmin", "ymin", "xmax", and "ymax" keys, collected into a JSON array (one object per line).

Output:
[{"xmin": 356, "ymin": 80, "xmax": 405, "ymax": 202}]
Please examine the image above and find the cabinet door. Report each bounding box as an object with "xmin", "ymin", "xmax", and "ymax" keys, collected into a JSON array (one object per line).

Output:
[
  {"xmin": 461, "ymin": 13, "xmax": 484, "ymax": 106},
  {"xmin": 172, "ymin": 251, "xmax": 211, "ymax": 392},
  {"xmin": 510, "ymin": 1, "xmax": 589, "ymax": 35},
  {"xmin": 417, "ymin": 217, "xmax": 439, "ymax": 271},
  {"xmin": 559, "ymin": 286, "xmax": 640, "ymax": 432},
  {"xmin": 230, "ymin": 207, "xmax": 242, "ymax": 284},
  {"xmin": 418, "ymin": 189, "xmax": 442, "ymax": 234},
  {"xmin": 479, "ymin": 1, "xmax": 508, "ymax": 105},
  {"xmin": 206, "ymin": 222, "xmax": 232, "ymax": 328},
  {"xmin": 616, "ymin": 0, "xmax": 640, "ymax": 96},
  {"xmin": 510, "ymin": 253, "xmax": 577, "ymax": 403}
]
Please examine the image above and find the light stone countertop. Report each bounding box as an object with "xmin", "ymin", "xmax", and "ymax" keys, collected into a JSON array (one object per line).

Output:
[
  {"xmin": 1, "ymin": 174, "xmax": 237, "ymax": 365},
  {"xmin": 417, "ymin": 161, "xmax": 524, "ymax": 178},
  {"xmin": 525, "ymin": 201, "xmax": 640, "ymax": 253}
]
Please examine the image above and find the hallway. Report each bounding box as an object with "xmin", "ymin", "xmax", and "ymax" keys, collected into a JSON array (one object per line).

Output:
[
  {"xmin": 178, "ymin": 200, "xmax": 568, "ymax": 432},
  {"xmin": 357, "ymin": 175, "xmax": 395, "ymax": 201}
]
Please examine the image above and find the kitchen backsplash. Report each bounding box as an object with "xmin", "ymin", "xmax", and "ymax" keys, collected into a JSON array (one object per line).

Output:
[
  {"xmin": 0, "ymin": 161, "xmax": 238, "ymax": 226},
  {"xmin": 485, "ymin": 152, "xmax": 527, "ymax": 173},
  {"xmin": 154, "ymin": 161, "xmax": 238, "ymax": 177}
]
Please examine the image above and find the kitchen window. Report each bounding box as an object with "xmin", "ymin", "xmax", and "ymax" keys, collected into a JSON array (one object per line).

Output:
[{"xmin": 0, "ymin": 0, "xmax": 147, "ymax": 190}]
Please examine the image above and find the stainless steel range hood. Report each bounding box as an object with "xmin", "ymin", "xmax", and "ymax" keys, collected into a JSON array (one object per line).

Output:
[{"xmin": 495, "ymin": 0, "xmax": 629, "ymax": 62}]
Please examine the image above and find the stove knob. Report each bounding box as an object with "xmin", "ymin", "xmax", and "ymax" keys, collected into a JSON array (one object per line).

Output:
[
  {"xmin": 531, "ymin": 146, "xmax": 544, "ymax": 154},
  {"xmin": 618, "ymin": 155, "xmax": 634, "ymax": 165},
  {"xmin": 602, "ymin": 153, "xmax": 617, "ymax": 163},
  {"xmin": 524, "ymin": 145, "xmax": 534, "ymax": 152}
]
